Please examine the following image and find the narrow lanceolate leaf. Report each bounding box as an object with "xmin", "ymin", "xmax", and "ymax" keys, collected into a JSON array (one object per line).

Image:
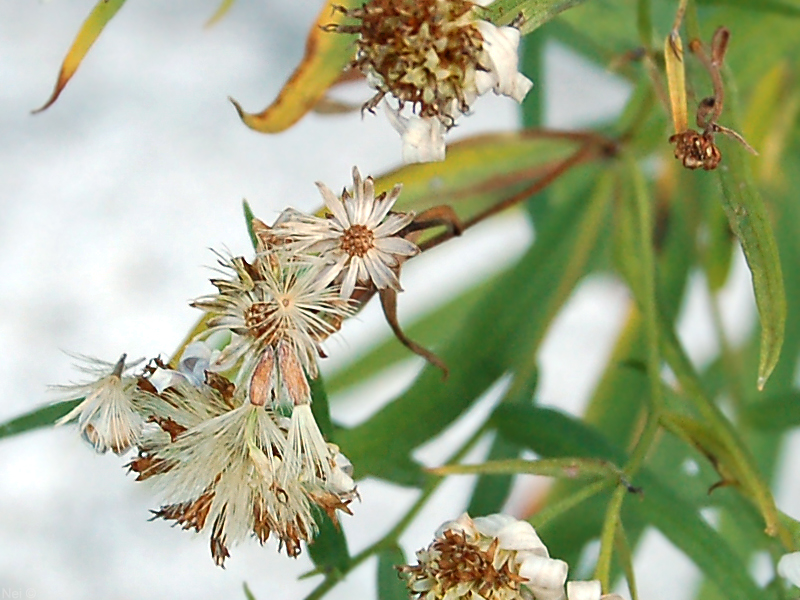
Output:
[
  {"xmin": 307, "ymin": 508, "xmax": 350, "ymax": 574},
  {"xmin": 717, "ymin": 152, "xmax": 786, "ymax": 390},
  {"xmin": 664, "ymin": 33, "xmax": 688, "ymax": 134},
  {"xmin": 34, "ymin": 0, "xmax": 127, "ymax": 113},
  {"xmin": 480, "ymin": 0, "xmax": 591, "ymax": 34},
  {"xmin": 378, "ymin": 546, "xmax": 409, "ymax": 600},
  {"xmin": 375, "ymin": 130, "xmax": 582, "ymax": 224},
  {"xmin": 335, "ymin": 172, "xmax": 612, "ymax": 485},
  {"xmin": 230, "ymin": 0, "xmax": 358, "ymax": 133},
  {"xmin": 0, "ymin": 400, "xmax": 81, "ymax": 441},
  {"xmin": 494, "ymin": 405, "xmax": 769, "ymax": 600}
]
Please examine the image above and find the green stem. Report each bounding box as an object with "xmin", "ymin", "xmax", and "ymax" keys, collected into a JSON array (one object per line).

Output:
[
  {"xmin": 593, "ymin": 486, "xmax": 627, "ymax": 591},
  {"xmin": 529, "ymin": 478, "xmax": 614, "ymax": 529},
  {"xmin": 636, "ymin": 0, "xmax": 652, "ymax": 50}
]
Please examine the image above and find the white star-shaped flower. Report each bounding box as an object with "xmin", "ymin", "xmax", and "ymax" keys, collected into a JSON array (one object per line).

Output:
[{"xmin": 274, "ymin": 166, "xmax": 419, "ymax": 299}]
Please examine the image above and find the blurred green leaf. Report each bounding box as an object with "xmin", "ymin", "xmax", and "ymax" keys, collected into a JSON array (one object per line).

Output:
[
  {"xmin": 326, "ymin": 276, "xmax": 492, "ymax": 396},
  {"xmin": 0, "ymin": 400, "xmax": 80, "ymax": 441},
  {"xmin": 494, "ymin": 405, "xmax": 769, "ymax": 600},
  {"xmin": 741, "ymin": 393, "xmax": 800, "ymax": 431},
  {"xmin": 308, "ymin": 508, "xmax": 350, "ymax": 575},
  {"xmin": 336, "ymin": 167, "xmax": 613, "ymax": 485},
  {"xmin": 466, "ymin": 433, "xmax": 519, "ymax": 516},
  {"xmin": 377, "ymin": 545, "xmax": 408, "ymax": 600},
  {"xmin": 375, "ymin": 131, "xmax": 586, "ymax": 229},
  {"xmin": 310, "ymin": 375, "xmax": 335, "ymax": 441},
  {"xmin": 34, "ymin": 0, "xmax": 127, "ymax": 112},
  {"xmin": 242, "ymin": 200, "xmax": 258, "ymax": 250},
  {"xmin": 242, "ymin": 582, "xmax": 257, "ymax": 600},
  {"xmin": 696, "ymin": 0, "xmax": 800, "ymax": 16}
]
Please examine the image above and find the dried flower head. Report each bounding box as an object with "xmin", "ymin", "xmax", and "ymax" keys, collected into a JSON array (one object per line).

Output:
[
  {"xmin": 54, "ymin": 354, "xmax": 145, "ymax": 454},
  {"xmin": 273, "ymin": 167, "xmax": 419, "ymax": 299},
  {"xmin": 330, "ymin": 0, "xmax": 532, "ymax": 162},
  {"xmin": 131, "ymin": 382, "xmax": 357, "ymax": 565},
  {"xmin": 399, "ymin": 513, "xmax": 569, "ymax": 600},
  {"xmin": 191, "ymin": 247, "xmax": 354, "ymax": 390},
  {"xmin": 669, "ymin": 129, "xmax": 721, "ymax": 171}
]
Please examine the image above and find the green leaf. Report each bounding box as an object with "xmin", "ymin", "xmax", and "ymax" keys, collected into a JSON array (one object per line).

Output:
[
  {"xmin": 0, "ymin": 400, "xmax": 81, "ymax": 441},
  {"xmin": 242, "ymin": 200, "xmax": 258, "ymax": 251},
  {"xmin": 717, "ymin": 153, "xmax": 786, "ymax": 390},
  {"xmin": 377, "ymin": 545, "xmax": 408, "ymax": 600},
  {"xmin": 480, "ymin": 0, "xmax": 592, "ymax": 34},
  {"xmin": 307, "ymin": 508, "xmax": 350, "ymax": 575},
  {"xmin": 696, "ymin": 0, "xmax": 800, "ymax": 16},
  {"xmin": 335, "ymin": 168, "xmax": 612, "ymax": 485},
  {"xmin": 242, "ymin": 582, "xmax": 257, "ymax": 600},
  {"xmin": 741, "ymin": 392, "xmax": 800, "ymax": 431},
  {"xmin": 374, "ymin": 131, "xmax": 585, "ymax": 228},
  {"xmin": 326, "ymin": 275, "xmax": 491, "ymax": 395},
  {"xmin": 310, "ymin": 375, "xmax": 336, "ymax": 441},
  {"xmin": 466, "ymin": 433, "xmax": 519, "ymax": 516},
  {"xmin": 34, "ymin": 0, "xmax": 128, "ymax": 112}
]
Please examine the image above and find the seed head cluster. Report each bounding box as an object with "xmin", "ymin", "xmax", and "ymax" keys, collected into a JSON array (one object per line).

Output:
[{"xmin": 54, "ymin": 167, "xmax": 419, "ymax": 566}]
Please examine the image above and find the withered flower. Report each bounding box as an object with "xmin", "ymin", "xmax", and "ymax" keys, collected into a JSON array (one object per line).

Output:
[
  {"xmin": 331, "ymin": 0, "xmax": 532, "ymax": 162},
  {"xmin": 55, "ymin": 354, "xmax": 145, "ymax": 454},
  {"xmin": 273, "ymin": 166, "xmax": 419, "ymax": 299},
  {"xmin": 191, "ymin": 247, "xmax": 354, "ymax": 391},
  {"xmin": 399, "ymin": 513, "xmax": 569, "ymax": 600},
  {"xmin": 669, "ymin": 129, "xmax": 721, "ymax": 171},
  {"xmin": 132, "ymin": 382, "xmax": 357, "ymax": 565}
]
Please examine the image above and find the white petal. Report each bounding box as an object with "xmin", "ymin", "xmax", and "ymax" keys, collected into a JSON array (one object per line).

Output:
[
  {"xmin": 368, "ymin": 184, "xmax": 402, "ymax": 228},
  {"xmin": 384, "ymin": 104, "xmax": 447, "ymax": 164},
  {"xmin": 374, "ymin": 211, "xmax": 415, "ymax": 238},
  {"xmin": 567, "ymin": 581, "xmax": 602, "ymax": 600},
  {"xmin": 472, "ymin": 513, "xmax": 518, "ymax": 537},
  {"xmin": 148, "ymin": 367, "xmax": 191, "ymax": 393},
  {"xmin": 364, "ymin": 251, "xmax": 401, "ymax": 290},
  {"xmin": 340, "ymin": 263, "xmax": 360, "ymax": 299},
  {"xmin": 518, "ymin": 554, "xmax": 568, "ymax": 589},
  {"xmin": 476, "ymin": 516, "xmax": 547, "ymax": 554},
  {"xmin": 778, "ymin": 552, "xmax": 800, "ymax": 586},
  {"xmin": 374, "ymin": 236, "xmax": 419, "ymax": 257},
  {"xmin": 316, "ymin": 181, "xmax": 350, "ymax": 228},
  {"xmin": 477, "ymin": 21, "xmax": 533, "ymax": 103}
]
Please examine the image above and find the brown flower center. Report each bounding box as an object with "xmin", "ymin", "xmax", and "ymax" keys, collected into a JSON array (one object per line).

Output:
[
  {"xmin": 245, "ymin": 301, "xmax": 278, "ymax": 340},
  {"xmin": 399, "ymin": 530, "xmax": 525, "ymax": 600},
  {"xmin": 340, "ymin": 224, "xmax": 375, "ymax": 257},
  {"xmin": 332, "ymin": 0, "xmax": 486, "ymax": 123}
]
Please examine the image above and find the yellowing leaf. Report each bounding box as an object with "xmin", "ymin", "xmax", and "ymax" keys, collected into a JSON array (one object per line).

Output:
[
  {"xmin": 230, "ymin": 0, "xmax": 358, "ymax": 133},
  {"xmin": 33, "ymin": 0, "xmax": 127, "ymax": 113},
  {"xmin": 664, "ymin": 33, "xmax": 688, "ymax": 134},
  {"xmin": 205, "ymin": 0, "xmax": 236, "ymax": 28}
]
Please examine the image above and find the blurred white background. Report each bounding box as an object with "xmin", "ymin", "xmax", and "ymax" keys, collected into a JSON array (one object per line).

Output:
[{"xmin": 1, "ymin": 1, "xmax": 783, "ymax": 599}]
